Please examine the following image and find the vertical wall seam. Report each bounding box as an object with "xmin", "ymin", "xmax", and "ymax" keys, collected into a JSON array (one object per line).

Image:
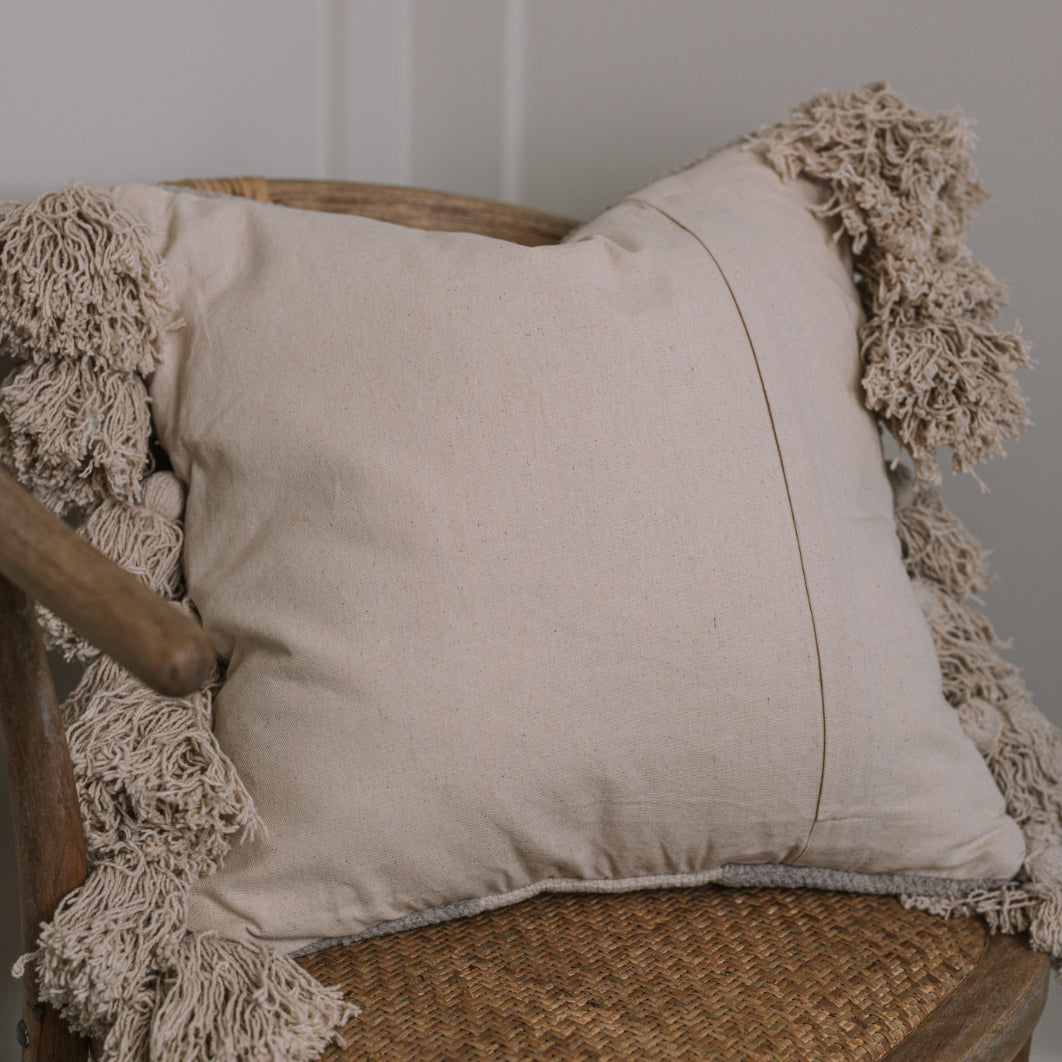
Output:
[
  {"xmin": 322, "ymin": 0, "xmax": 345, "ymax": 178},
  {"xmin": 313, "ymin": 0, "xmax": 330, "ymax": 178},
  {"xmin": 397, "ymin": 0, "xmax": 413, "ymax": 185},
  {"xmin": 501, "ymin": 0, "xmax": 526, "ymax": 203}
]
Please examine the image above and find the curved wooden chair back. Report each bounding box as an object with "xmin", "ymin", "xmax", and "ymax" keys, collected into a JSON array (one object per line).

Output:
[
  {"xmin": 176, "ymin": 176, "xmax": 577, "ymax": 245},
  {"xmin": 0, "ymin": 179, "xmax": 1050, "ymax": 1062}
]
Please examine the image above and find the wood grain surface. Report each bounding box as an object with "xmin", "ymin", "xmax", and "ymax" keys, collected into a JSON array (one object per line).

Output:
[
  {"xmin": 880, "ymin": 931, "xmax": 1049, "ymax": 1061},
  {"xmin": 177, "ymin": 176, "xmax": 579, "ymax": 244}
]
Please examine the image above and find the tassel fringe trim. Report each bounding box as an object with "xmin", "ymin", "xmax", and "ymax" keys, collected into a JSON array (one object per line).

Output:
[
  {"xmin": 39, "ymin": 473, "xmax": 187, "ymax": 660},
  {"xmin": 0, "ymin": 184, "xmax": 175, "ymax": 372},
  {"xmin": 101, "ymin": 935, "xmax": 355, "ymax": 1062},
  {"xmin": 747, "ymin": 81, "xmax": 1031, "ymax": 483},
  {"xmin": 893, "ymin": 477, "xmax": 1062, "ymax": 969},
  {"xmin": 0, "ymin": 358, "xmax": 152, "ymax": 514},
  {"xmin": 888, "ymin": 463, "xmax": 991, "ymax": 598}
]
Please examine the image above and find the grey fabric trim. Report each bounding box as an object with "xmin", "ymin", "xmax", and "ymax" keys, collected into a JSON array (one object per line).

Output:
[
  {"xmin": 291, "ymin": 867, "xmax": 729, "ymax": 958},
  {"xmin": 289, "ymin": 862, "xmax": 1009, "ymax": 958},
  {"xmin": 290, "ymin": 896, "xmax": 489, "ymax": 958},
  {"xmin": 720, "ymin": 862, "xmax": 1013, "ymax": 898}
]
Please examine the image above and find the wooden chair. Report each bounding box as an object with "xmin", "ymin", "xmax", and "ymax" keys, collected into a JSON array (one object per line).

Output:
[{"xmin": 0, "ymin": 178, "xmax": 1050, "ymax": 1062}]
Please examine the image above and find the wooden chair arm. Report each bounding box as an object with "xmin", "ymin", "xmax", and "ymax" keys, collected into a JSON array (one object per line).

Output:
[{"xmin": 0, "ymin": 464, "xmax": 213, "ymax": 697}]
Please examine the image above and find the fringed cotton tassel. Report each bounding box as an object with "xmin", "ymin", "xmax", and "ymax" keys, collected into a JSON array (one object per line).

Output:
[
  {"xmin": 64, "ymin": 653, "xmax": 259, "ymax": 877},
  {"xmin": 903, "ymin": 882, "xmax": 1038, "ymax": 938},
  {"xmin": 101, "ymin": 936, "xmax": 356, "ymax": 1062},
  {"xmin": 747, "ymin": 81, "xmax": 1031, "ymax": 482},
  {"xmin": 0, "ymin": 184, "xmax": 174, "ymax": 371},
  {"xmin": 82, "ymin": 472, "xmax": 186, "ymax": 596},
  {"xmin": 0, "ymin": 357, "xmax": 153, "ymax": 514},
  {"xmin": 29, "ymin": 864, "xmax": 355, "ymax": 1062},
  {"xmin": 911, "ymin": 579, "xmax": 1022, "ymax": 714},
  {"xmin": 36, "ymin": 634, "xmax": 353, "ymax": 1061},
  {"xmin": 51, "ymin": 470, "xmax": 257, "ymax": 876},
  {"xmin": 1027, "ymin": 878, "xmax": 1062, "ymax": 960},
  {"xmin": 17, "ymin": 857, "xmax": 187, "ymax": 1041},
  {"xmin": 885, "ymin": 454, "xmax": 1062, "ymax": 965},
  {"xmin": 39, "ymin": 472, "xmax": 187, "ymax": 659},
  {"xmin": 888, "ymin": 463, "xmax": 990, "ymax": 598},
  {"xmin": 907, "ymin": 572, "xmax": 1062, "ymax": 964},
  {"xmin": 0, "ymin": 183, "xmax": 174, "ymax": 515}
]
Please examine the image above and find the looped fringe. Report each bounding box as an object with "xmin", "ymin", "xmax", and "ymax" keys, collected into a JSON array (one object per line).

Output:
[
  {"xmin": 888, "ymin": 463, "xmax": 990, "ymax": 598},
  {"xmin": 747, "ymin": 81, "xmax": 1031, "ymax": 482},
  {"xmin": 0, "ymin": 357, "xmax": 152, "ymax": 514},
  {"xmin": 0, "ymin": 184, "xmax": 175, "ymax": 371},
  {"xmin": 25, "ymin": 857, "xmax": 188, "ymax": 1040},
  {"xmin": 890, "ymin": 470, "xmax": 1062, "ymax": 969},
  {"xmin": 101, "ymin": 935, "xmax": 355, "ymax": 1062},
  {"xmin": 64, "ymin": 653, "xmax": 259, "ymax": 876},
  {"xmin": 3, "ymin": 184, "xmax": 356, "ymax": 1059}
]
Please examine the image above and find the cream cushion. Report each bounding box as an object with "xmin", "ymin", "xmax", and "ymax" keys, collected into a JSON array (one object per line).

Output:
[{"xmin": 113, "ymin": 145, "xmax": 1023, "ymax": 953}]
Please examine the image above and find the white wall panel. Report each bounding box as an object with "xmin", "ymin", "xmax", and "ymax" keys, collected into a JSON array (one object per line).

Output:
[
  {"xmin": 327, "ymin": 0, "xmax": 412, "ymax": 182},
  {"xmin": 0, "ymin": 0, "xmax": 328, "ymax": 199},
  {"xmin": 407, "ymin": 0, "xmax": 508, "ymax": 199},
  {"xmin": 328, "ymin": 0, "xmax": 513, "ymax": 195}
]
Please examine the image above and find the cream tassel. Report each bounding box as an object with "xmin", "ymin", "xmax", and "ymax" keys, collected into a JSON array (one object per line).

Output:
[
  {"xmin": 0, "ymin": 184, "xmax": 174, "ymax": 371},
  {"xmin": 0, "ymin": 357, "xmax": 152, "ymax": 514},
  {"xmin": 16, "ymin": 857, "xmax": 187, "ymax": 1041},
  {"xmin": 101, "ymin": 935, "xmax": 356, "ymax": 1062},
  {"xmin": 909, "ymin": 574, "xmax": 1062, "ymax": 966},
  {"xmin": 747, "ymin": 81, "xmax": 1031, "ymax": 482},
  {"xmin": 63, "ymin": 653, "xmax": 259, "ymax": 877},
  {"xmin": 887, "ymin": 463, "xmax": 990, "ymax": 598}
]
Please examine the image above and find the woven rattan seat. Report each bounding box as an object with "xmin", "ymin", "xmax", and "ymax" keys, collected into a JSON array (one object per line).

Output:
[
  {"xmin": 0, "ymin": 175, "xmax": 1050, "ymax": 1062},
  {"xmin": 299, "ymin": 887, "xmax": 989, "ymax": 1062}
]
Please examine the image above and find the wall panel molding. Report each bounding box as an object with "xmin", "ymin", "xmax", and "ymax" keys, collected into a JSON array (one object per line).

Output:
[
  {"xmin": 0, "ymin": 0, "xmax": 324, "ymax": 198},
  {"xmin": 502, "ymin": 0, "xmax": 527, "ymax": 203},
  {"xmin": 326, "ymin": 0, "xmax": 530, "ymax": 200},
  {"xmin": 407, "ymin": 0, "xmax": 507, "ymax": 200}
]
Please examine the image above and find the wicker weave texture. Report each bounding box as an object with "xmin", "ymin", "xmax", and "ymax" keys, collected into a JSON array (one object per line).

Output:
[{"xmin": 296, "ymin": 886, "xmax": 986, "ymax": 1061}]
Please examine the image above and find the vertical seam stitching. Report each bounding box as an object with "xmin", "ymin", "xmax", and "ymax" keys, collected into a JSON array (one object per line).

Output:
[{"xmin": 626, "ymin": 196, "xmax": 828, "ymax": 860}]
